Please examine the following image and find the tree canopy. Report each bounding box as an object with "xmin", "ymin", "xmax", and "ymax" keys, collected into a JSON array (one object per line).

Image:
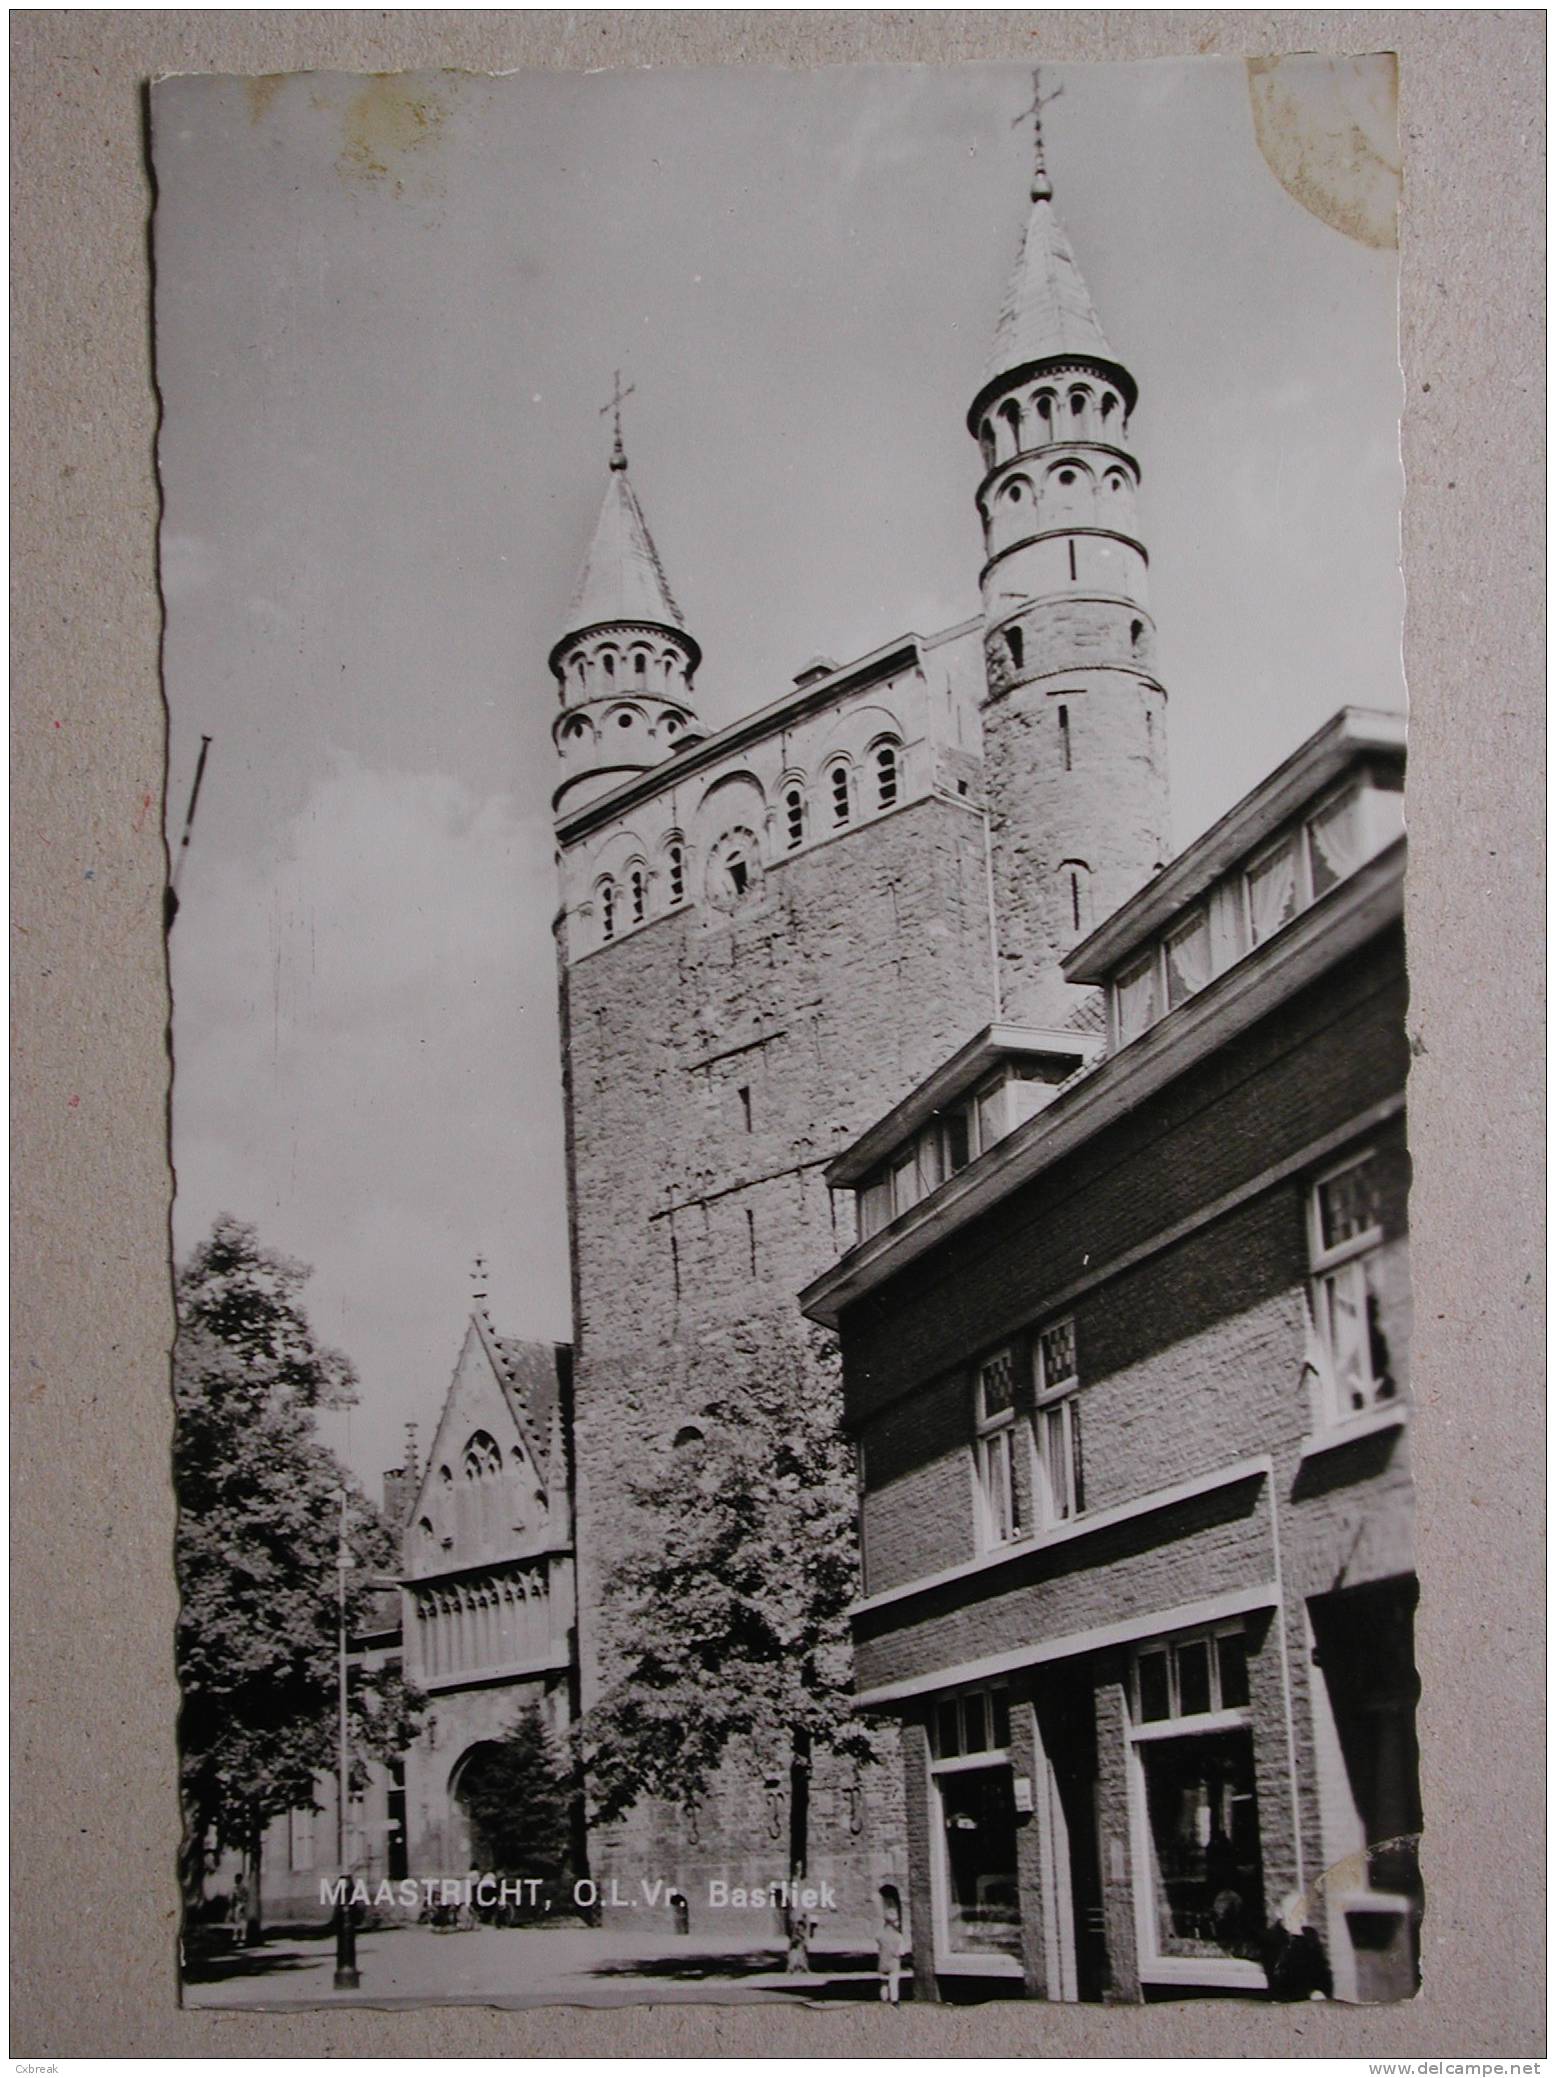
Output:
[
  {"xmin": 455, "ymin": 1711, "xmax": 576, "ymax": 1915},
  {"xmin": 576, "ymin": 1326, "xmax": 878, "ymax": 1875},
  {"xmin": 175, "ymin": 1215, "xmax": 423, "ymax": 1883}
]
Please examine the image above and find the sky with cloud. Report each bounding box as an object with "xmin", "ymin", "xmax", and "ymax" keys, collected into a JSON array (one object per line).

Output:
[{"xmin": 154, "ymin": 57, "xmax": 1402, "ymax": 1486}]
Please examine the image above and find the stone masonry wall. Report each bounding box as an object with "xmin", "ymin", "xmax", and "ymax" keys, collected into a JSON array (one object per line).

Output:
[{"xmin": 559, "ymin": 792, "xmax": 998, "ymax": 1933}]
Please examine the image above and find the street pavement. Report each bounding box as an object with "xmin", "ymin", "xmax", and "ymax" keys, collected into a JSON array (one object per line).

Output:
[{"xmin": 183, "ymin": 1924, "xmax": 895, "ymax": 2010}]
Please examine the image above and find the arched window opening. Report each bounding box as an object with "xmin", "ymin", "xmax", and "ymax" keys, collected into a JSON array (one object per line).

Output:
[
  {"xmin": 979, "ymin": 422, "xmax": 996, "ymax": 472},
  {"xmin": 463, "ymin": 1431, "xmax": 502, "ymax": 1482},
  {"xmin": 874, "ymin": 743, "xmax": 899, "ymax": 811},
  {"xmin": 600, "ymin": 879, "xmax": 617, "ymax": 942},
  {"xmin": 564, "ymin": 716, "xmax": 588, "ymax": 741},
  {"xmin": 418, "ymin": 1516, "xmax": 434, "ymax": 1540},
  {"xmin": 673, "ymin": 1423, "xmax": 706, "ymax": 1453},
  {"xmin": 1036, "ymin": 390, "xmax": 1055, "ymax": 430},
  {"xmin": 1100, "ymin": 392, "xmax": 1118, "ymax": 426},
  {"xmin": 633, "ymin": 650, "xmax": 648, "ymax": 682},
  {"xmin": 602, "ymin": 652, "xmax": 615, "ymax": 680},
  {"xmin": 1069, "ymin": 389, "xmax": 1087, "ymax": 419},
  {"xmin": 438, "ymin": 1465, "xmax": 452, "ymax": 1486},
  {"xmin": 997, "ymin": 398, "xmax": 1023, "ymax": 452},
  {"xmin": 629, "ymin": 866, "xmax": 646, "ymax": 925},
  {"xmin": 1006, "ymin": 481, "xmax": 1023, "ymax": 504},
  {"xmin": 830, "ymin": 765, "xmax": 851, "ymax": 827},
  {"xmin": 668, "ymin": 844, "xmax": 686, "ymax": 904},
  {"xmin": 784, "ymin": 786, "xmax": 805, "ymax": 849},
  {"xmin": 664, "ymin": 714, "xmax": 681, "ymax": 737},
  {"xmin": 1131, "ymin": 619, "xmax": 1145, "ymax": 652},
  {"xmin": 573, "ymin": 655, "xmax": 587, "ymax": 688},
  {"xmin": 662, "ymin": 653, "xmax": 676, "ymax": 684},
  {"xmin": 1059, "ymin": 702, "xmax": 1072, "ymax": 770},
  {"xmin": 1006, "ymin": 626, "xmax": 1025, "ymax": 672}
]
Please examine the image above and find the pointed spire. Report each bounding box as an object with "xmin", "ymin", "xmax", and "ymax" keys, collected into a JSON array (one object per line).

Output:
[
  {"xmin": 968, "ymin": 77, "xmax": 1135, "ymax": 433},
  {"xmin": 561, "ymin": 454, "xmax": 689, "ymax": 642}
]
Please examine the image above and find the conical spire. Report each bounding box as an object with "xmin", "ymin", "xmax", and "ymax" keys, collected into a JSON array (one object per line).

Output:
[
  {"xmin": 968, "ymin": 77, "xmax": 1134, "ymax": 431},
  {"xmin": 562, "ymin": 460, "xmax": 688, "ymax": 642}
]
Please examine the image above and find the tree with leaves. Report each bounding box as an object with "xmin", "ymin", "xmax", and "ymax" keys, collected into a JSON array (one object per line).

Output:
[
  {"xmin": 454, "ymin": 1710, "xmax": 577, "ymax": 1921},
  {"xmin": 174, "ymin": 1215, "xmax": 424, "ymax": 1938},
  {"xmin": 576, "ymin": 1326, "xmax": 879, "ymax": 1963}
]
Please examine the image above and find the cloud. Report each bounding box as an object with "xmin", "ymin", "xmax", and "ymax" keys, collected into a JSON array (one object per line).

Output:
[{"xmin": 171, "ymin": 754, "xmax": 571, "ymax": 1481}]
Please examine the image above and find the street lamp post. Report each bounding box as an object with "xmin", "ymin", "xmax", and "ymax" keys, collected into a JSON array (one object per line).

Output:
[{"xmin": 332, "ymin": 1488, "xmax": 361, "ymax": 1991}]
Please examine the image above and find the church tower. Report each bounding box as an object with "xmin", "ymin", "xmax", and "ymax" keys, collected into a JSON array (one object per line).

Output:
[
  {"xmin": 550, "ymin": 386, "xmax": 706, "ymax": 821},
  {"xmin": 971, "ymin": 92, "xmax": 1171, "ymax": 1024}
]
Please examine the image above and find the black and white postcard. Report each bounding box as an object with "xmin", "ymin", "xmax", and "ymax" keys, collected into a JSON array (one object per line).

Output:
[{"xmin": 157, "ymin": 55, "xmax": 1417, "ymax": 2011}]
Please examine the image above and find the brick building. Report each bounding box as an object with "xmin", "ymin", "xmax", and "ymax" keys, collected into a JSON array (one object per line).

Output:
[
  {"xmin": 801, "ymin": 709, "xmax": 1417, "ymax": 2003},
  {"xmin": 545, "ymin": 111, "xmax": 1172, "ymax": 1932}
]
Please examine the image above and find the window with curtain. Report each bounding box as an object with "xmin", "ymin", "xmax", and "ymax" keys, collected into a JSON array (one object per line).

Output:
[
  {"xmin": 1115, "ymin": 948, "xmax": 1162, "ymax": 1043},
  {"xmin": 1245, "ymin": 834, "xmax": 1299, "ymax": 946},
  {"xmin": 1305, "ymin": 787, "xmax": 1363, "ymax": 897},
  {"xmin": 1164, "ymin": 909, "xmax": 1213, "ymax": 1006}
]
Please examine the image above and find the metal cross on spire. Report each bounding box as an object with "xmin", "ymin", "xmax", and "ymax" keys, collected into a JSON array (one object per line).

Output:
[
  {"xmin": 601, "ymin": 368, "xmax": 636, "ymax": 471},
  {"xmin": 1011, "ymin": 68, "xmax": 1063, "ymax": 203},
  {"xmin": 470, "ymin": 1252, "xmax": 489, "ymax": 1308}
]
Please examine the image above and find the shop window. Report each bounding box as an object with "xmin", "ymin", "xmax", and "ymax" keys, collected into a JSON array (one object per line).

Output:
[
  {"xmin": 974, "ymin": 1350, "xmax": 1020, "ymax": 1548},
  {"xmin": 1034, "ymin": 1316, "xmax": 1082, "ymax": 1525},
  {"xmin": 1308, "ymin": 1150, "xmax": 1396, "ymax": 1422},
  {"xmin": 930, "ymin": 1686, "xmax": 1022, "ymax": 1964},
  {"xmin": 1130, "ymin": 1626, "xmax": 1264, "ymax": 1981}
]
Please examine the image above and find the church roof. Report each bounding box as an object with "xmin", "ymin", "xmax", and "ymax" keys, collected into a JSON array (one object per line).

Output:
[
  {"xmin": 562, "ymin": 459, "xmax": 688, "ymax": 644},
  {"xmin": 473, "ymin": 1312, "xmax": 570, "ymax": 1486}
]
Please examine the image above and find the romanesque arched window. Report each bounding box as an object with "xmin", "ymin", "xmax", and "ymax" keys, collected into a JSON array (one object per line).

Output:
[
  {"xmin": 602, "ymin": 650, "xmax": 616, "ymax": 681},
  {"xmin": 1034, "ymin": 388, "xmax": 1055, "ymax": 432},
  {"xmin": 997, "ymin": 397, "xmax": 1023, "ymax": 454},
  {"xmin": 1100, "ymin": 390, "xmax": 1119, "ymax": 429},
  {"xmin": 873, "ymin": 742, "xmax": 900, "ymax": 811},
  {"xmin": 784, "ymin": 785, "xmax": 805, "ymax": 850},
  {"xmin": 979, "ymin": 421, "xmax": 996, "ymax": 472},
  {"xmin": 667, "ymin": 842, "xmax": 686, "ymax": 905},
  {"xmin": 633, "ymin": 649, "xmax": 648, "ymax": 683},
  {"xmin": 629, "ymin": 863, "xmax": 647, "ymax": 926},
  {"xmin": 1007, "ymin": 625, "xmax": 1025, "ymax": 673},
  {"xmin": 828, "ymin": 762, "xmax": 852, "ymax": 828},
  {"xmin": 598, "ymin": 878, "xmax": 617, "ymax": 942}
]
